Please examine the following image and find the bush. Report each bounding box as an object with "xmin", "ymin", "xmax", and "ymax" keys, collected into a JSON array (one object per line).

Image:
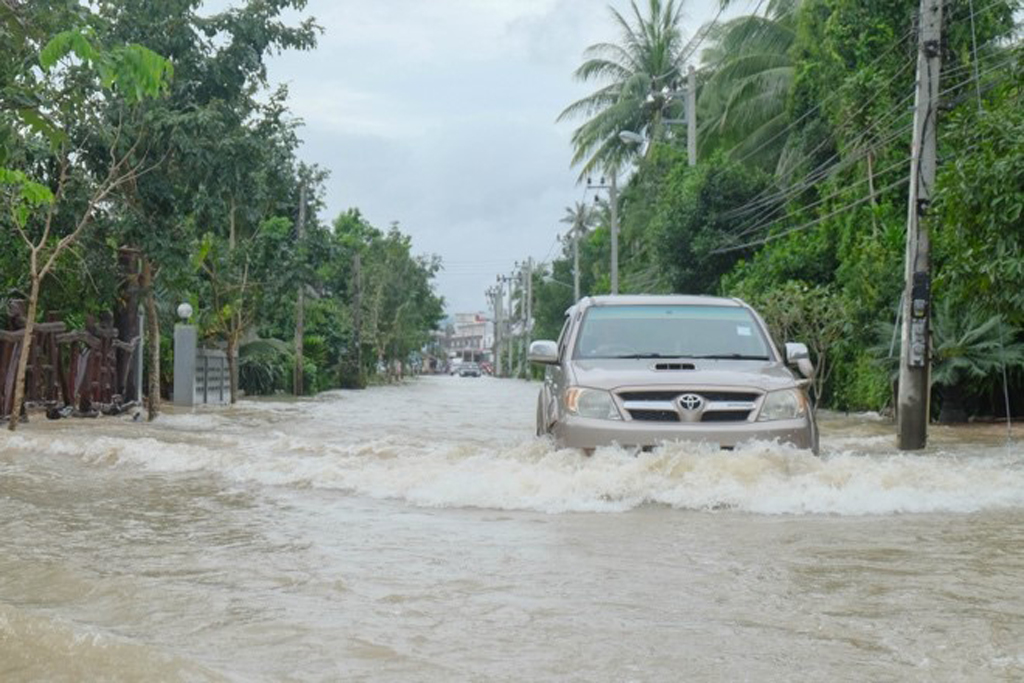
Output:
[{"xmin": 238, "ymin": 339, "xmax": 291, "ymax": 395}]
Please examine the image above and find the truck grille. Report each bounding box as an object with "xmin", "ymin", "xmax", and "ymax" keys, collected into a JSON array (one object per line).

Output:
[
  {"xmin": 618, "ymin": 390, "xmax": 760, "ymax": 423},
  {"xmin": 629, "ymin": 409, "xmax": 681, "ymax": 422}
]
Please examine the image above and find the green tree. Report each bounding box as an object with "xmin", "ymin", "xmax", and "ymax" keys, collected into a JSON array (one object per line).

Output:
[
  {"xmin": 558, "ymin": 0, "xmax": 689, "ymax": 177},
  {"xmin": 698, "ymin": 0, "xmax": 801, "ymax": 169},
  {"xmin": 93, "ymin": 0, "xmax": 321, "ymax": 413},
  {"xmin": 2, "ymin": 20, "xmax": 171, "ymax": 431}
]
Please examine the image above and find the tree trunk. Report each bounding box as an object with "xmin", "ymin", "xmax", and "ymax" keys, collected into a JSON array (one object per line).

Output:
[
  {"xmin": 226, "ymin": 336, "xmax": 238, "ymax": 404},
  {"xmin": 352, "ymin": 253, "xmax": 364, "ymax": 388},
  {"xmin": 229, "ymin": 196, "xmax": 237, "ymax": 251},
  {"xmin": 7, "ymin": 278, "xmax": 40, "ymax": 431},
  {"xmin": 143, "ymin": 260, "xmax": 161, "ymax": 421}
]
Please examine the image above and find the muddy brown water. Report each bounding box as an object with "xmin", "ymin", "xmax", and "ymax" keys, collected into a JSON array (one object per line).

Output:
[{"xmin": 2, "ymin": 376, "xmax": 1023, "ymax": 682}]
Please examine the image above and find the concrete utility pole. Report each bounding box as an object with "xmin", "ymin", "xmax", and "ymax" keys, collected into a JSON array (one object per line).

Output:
[
  {"xmin": 506, "ymin": 273, "xmax": 515, "ymax": 375},
  {"xmin": 487, "ymin": 283, "xmax": 504, "ymax": 377},
  {"xmin": 587, "ymin": 173, "xmax": 620, "ymax": 294},
  {"xmin": 293, "ymin": 183, "xmax": 307, "ymax": 396},
  {"xmin": 572, "ymin": 228, "xmax": 581, "ymax": 302},
  {"xmin": 687, "ymin": 65, "xmax": 697, "ymax": 167},
  {"xmin": 898, "ymin": 0, "xmax": 942, "ymax": 450},
  {"xmin": 522, "ymin": 258, "xmax": 533, "ymax": 378},
  {"xmin": 609, "ymin": 174, "xmax": 619, "ymax": 294}
]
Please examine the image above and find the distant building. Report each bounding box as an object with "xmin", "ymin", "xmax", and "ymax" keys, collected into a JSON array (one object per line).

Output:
[{"xmin": 445, "ymin": 312, "xmax": 494, "ymax": 365}]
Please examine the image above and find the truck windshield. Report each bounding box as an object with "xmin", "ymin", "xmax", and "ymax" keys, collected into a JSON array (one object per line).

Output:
[{"xmin": 574, "ymin": 305, "xmax": 772, "ymax": 360}]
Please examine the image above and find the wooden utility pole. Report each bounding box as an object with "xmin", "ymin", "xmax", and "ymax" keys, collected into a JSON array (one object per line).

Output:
[
  {"xmin": 293, "ymin": 183, "xmax": 307, "ymax": 396},
  {"xmin": 898, "ymin": 0, "xmax": 942, "ymax": 450},
  {"xmin": 687, "ymin": 64, "xmax": 697, "ymax": 167}
]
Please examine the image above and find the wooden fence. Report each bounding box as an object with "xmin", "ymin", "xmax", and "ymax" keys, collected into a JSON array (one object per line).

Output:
[{"xmin": 0, "ymin": 303, "xmax": 140, "ymax": 421}]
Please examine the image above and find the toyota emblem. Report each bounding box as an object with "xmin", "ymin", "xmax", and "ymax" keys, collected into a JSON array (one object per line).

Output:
[{"xmin": 678, "ymin": 393, "xmax": 704, "ymax": 411}]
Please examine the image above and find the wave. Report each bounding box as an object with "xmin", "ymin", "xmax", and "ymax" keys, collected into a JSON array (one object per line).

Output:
[
  {"xmin": 0, "ymin": 603, "xmax": 224, "ymax": 683},
  {"xmin": 5, "ymin": 429, "xmax": 1024, "ymax": 516}
]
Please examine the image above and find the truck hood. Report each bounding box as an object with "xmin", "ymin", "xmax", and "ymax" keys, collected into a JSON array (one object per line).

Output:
[{"xmin": 569, "ymin": 358, "xmax": 802, "ymax": 392}]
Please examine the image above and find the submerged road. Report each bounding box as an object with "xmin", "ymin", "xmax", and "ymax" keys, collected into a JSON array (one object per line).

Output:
[{"xmin": 2, "ymin": 375, "xmax": 1024, "ymax": 681}]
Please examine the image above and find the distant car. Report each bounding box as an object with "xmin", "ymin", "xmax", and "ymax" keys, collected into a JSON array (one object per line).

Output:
[
  {"xmin": 528, "ymin": 295, "xmax": 818, "ymax": 454},
  {"xmin": 458, "ymin": 362, "xmax": 481, "ymax": 377}
]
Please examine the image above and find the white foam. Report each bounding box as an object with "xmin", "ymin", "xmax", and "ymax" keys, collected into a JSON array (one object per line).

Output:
[{"xmin": 5, "ymin": 428, "xmax": 1024, "ymax": 516}]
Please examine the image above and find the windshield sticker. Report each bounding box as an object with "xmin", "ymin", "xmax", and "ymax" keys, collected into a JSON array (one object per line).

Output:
[{"xmin": 736, "ymin": 325, "xmax": 752, "ymax": 337}]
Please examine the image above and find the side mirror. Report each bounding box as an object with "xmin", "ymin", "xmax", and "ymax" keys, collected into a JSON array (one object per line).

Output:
[
  {"xmin": 785, "ymin": 342, "xmax": 815, "ymax": 378},
  {"xmin": 528, "ymin": 340, "xmax": 559, "ymax": 365}
]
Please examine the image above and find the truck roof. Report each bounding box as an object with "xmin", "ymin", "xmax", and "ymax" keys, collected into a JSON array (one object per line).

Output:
[{"xmin": 573, "ymin": 294, "xmax": 743, "ymax": 311}]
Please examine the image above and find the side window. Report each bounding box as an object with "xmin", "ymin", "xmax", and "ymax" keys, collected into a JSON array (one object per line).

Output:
[{"xmin": 555, "ymin": 315, "xmax": 571, "ymax": 359}]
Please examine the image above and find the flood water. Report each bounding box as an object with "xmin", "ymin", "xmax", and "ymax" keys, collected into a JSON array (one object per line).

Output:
[{"xmin": 2, "ymin": 375, "xmax": 1024, "ymax": 682}]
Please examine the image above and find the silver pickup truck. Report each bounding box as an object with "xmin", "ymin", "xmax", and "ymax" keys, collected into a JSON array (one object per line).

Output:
[{"xmin": 529, "ymin": 294, "xmax": 818, "ymax": 454}]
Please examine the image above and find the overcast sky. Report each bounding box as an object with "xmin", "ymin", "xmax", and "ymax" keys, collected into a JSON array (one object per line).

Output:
[{"xmin": 261, "ymin": 0, "xmax": 744, "ymax": 314}]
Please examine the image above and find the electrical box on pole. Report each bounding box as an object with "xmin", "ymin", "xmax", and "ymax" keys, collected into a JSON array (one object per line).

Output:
[{"xmin": 898, "ymin": 0, "xmax": 942, "ymax": 450}]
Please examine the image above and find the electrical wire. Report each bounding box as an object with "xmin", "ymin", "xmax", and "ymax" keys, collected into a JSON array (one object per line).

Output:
[
  {"xmin": 729, "ymin": 26, "xmax": 917, "ymax": 166},
  {"xmin": 718, "ymin": 55, "xmax": 919, "ymax": 222},
  {"xmin": 715, "ymin": 59, "xmax": 1017, "ymax": 248},
  {"xmin": 710, "ymin": 176, "xmax": 911, "ymax": 254},
  {"xmin": 718, "ymin": 138, "xmax": 915, "ymax": 249},
  {"xmin": 717, "ymin": 81, "xmax": 918, "ymax": 223}
]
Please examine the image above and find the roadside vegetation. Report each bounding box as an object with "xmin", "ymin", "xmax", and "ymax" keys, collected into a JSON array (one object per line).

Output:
[
  {"xmin": 545, "ymin": 0, "xmax": 1023, "ymax": 421},
  {"xmin": 1, "ymin": 1, "xmax": 443, "ymax": 423}
]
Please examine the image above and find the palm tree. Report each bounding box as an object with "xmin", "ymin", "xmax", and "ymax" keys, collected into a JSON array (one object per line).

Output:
[
  {"xmin": 697, "ymin": 0, "xmax": 801, "ymax": 171},
  {"xmin": 929, "ymin": 300, "xmax": 1024, "ymax": 423},
  {"xmin": 871, "ymin": 299, "xmax": 1024, "ymax": 422},
  {"xmin": 560, "ymin": 202, "xmax": 594, "ymax": 300},
  {"xmin": 558, "ymin": 0, "xmax": 689, "ymax": 179}
]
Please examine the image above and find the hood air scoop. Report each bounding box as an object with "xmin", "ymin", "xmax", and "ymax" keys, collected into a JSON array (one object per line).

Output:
[{"xmin": 653, "ymin": 362, "xmax": 696, "ymax": 371}]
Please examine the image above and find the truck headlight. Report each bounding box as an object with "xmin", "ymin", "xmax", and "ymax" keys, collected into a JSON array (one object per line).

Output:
[
  {"xmin": 757, "ymin": 388, "xmax": 808, "ymax": 421},
  {"xmin": 564, "ymin": 387, "xmax": 622, "ymax": 420}
]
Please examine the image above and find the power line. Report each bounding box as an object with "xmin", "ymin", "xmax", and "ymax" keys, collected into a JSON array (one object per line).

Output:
[
  {"xmin": 716, "ymin": 56, "xmax": 1016, "ymax": 240},
  {"xmin": 729, "ymin": 25, "xmax": 917, "ymax": 166},
  {"xmin": 710, "ymin": 129, "xmax": 983, "ymax": 257},
  {"xmin": 719, "ymin": 137, "xmax": 915, "ymax": 249},
  {"xmin": 710, "ymin": 176, "xmax": 911, "ymax": 255},
  {"xmin": 718, "ymin": 54, "xmax": 919, "ymax": 222},
  {"xmin": 718, "ymin": 81, "xmax": 918, "ymax": 223}
]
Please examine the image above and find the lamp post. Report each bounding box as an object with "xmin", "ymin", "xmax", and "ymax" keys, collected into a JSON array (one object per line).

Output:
[{"xmin": 173, "ymin": 302, "xmax": 196, "ymax": 408}]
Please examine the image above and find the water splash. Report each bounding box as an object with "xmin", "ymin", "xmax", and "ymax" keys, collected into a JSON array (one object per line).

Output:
[{"xmin": 6, "ymin": 427, "xmax": 1024, "ymax": 516}]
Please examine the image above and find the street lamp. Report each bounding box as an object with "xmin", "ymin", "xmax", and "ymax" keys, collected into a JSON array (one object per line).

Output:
[
  {"xmin": 628, "ymin": 65, "xmax": 697, "ymax": 166},
  {"xmin": 618, "ymin": 130, "xmax": 645, "ymax": 145},
  {"xmin": 542, "ymin": 275, "xmax": 574, "ymax": 290}
]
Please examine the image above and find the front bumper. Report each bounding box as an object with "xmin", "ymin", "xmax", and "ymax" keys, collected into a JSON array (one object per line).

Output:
[{"xmin": 551, "ymin": 414, "xmax": 817, "ymax": 452}]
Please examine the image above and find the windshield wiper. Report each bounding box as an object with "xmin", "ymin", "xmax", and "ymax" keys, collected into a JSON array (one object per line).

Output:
[
  {"xmin": 689, "ymin": 353, "xmax": 770, "ymax": 360},
  {"xmin": 613, "ymin": 353, "xmax": 682, "ymax": 359}
]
